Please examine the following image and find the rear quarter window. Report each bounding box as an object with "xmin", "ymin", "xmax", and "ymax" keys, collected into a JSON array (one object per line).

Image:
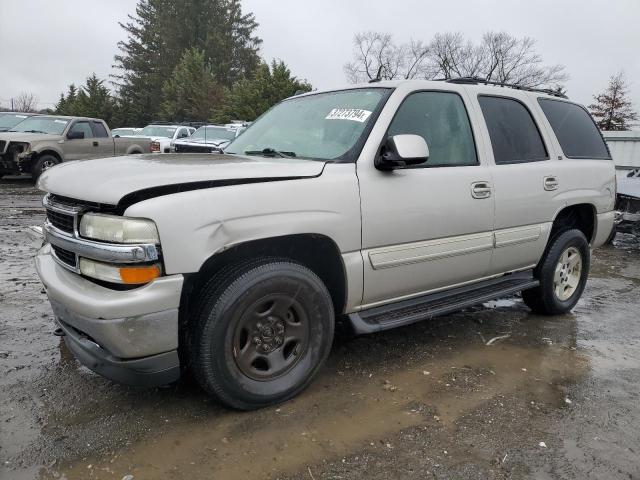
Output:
[
  {"xmin": 538, "ymin": 98, "xmax": 611, "ymax": 160},
  {"xmin": 478, "ymin": 95, "xmax": 548, "ymax": 164}
]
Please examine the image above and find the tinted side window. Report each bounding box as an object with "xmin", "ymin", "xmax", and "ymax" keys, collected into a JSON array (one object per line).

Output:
[
  {"xmin": 92, "ymin": 122, "xmax": 109, "ymax": 138},
  {"xmin": 69, "ymin": 121, "xmax": 93, "ymax": 139},
  {"xmin": 387, "ymin": 91, "xmax": 477, "ymax": 167},
  {"xmin": 538, "ymin": 99, "xmax": 610, "ymax": 159},
  {"xmin": 478, "ymin": 96, "xmax": 547, "ymax": 164}
]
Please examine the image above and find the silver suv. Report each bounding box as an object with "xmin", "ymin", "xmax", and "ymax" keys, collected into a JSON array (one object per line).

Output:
[{"xmin": 35, "ymin": 79, "xmax": 615, "ymax": 409}]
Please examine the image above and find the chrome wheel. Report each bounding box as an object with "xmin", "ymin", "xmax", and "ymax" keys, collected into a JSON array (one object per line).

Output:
[
  {"xmin": 42, "ymin": 159, "xmax": 56, "ymax": 170},
  {"xmin": 553, "ymin": 246, "xmax": 582, "ymax": 301}
]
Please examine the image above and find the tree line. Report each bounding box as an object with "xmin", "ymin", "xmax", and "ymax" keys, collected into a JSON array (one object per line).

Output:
[{"xmin": 8, "ymin": 4, "xmax": 638, "ymax": 132}]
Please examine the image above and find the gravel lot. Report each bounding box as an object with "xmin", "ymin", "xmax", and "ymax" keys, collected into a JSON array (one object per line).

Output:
[{"xmin": 1, "ymin": 176, "xmax": 639, "ymax": 480}]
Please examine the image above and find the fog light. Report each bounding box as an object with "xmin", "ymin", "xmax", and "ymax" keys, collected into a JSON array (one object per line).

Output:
[{"xmin": 79, "ymin": 258, "xmax": 161, "ymax": 285}]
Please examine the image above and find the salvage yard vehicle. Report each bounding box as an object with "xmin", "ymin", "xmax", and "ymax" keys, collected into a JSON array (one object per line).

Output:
[
  {"xmin": 35, "ymin": 78, "xmax": 615, "ymax": 410},
  {"xmin": 611, "ymin": 168, "xmax": 640, "ymax": 240},
  {"xmin": 111, "ymin": 127, "xmax": 141, "ymax": 137},
  {"xmin": 0, "ymin": 116, "xmax": 152, "ymax": 180},
  {"xmin": 135, "ymin": 123, "xmax": 196, "ymax": 153},
  {"xmin": 0, "ymin": 111, "xmax": 38, "ymax": 132},
  {"xmin": 172, "ymin": 124, "xmax": 245, "ymax": 153}
]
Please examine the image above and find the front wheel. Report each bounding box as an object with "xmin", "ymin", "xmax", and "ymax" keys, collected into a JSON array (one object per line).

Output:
[
  {"xmin": 189, "ymin": 259, "xmax": 335, "ymax": 410},
  {"xmin": 522, "ymin": 229, "xmax": 590, "ymax": 315},
  {"xmin": 32, "ymin": 154, "xmax": 60, "ymax": 181}
]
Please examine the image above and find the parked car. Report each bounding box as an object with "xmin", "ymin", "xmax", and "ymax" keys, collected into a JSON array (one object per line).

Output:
[
  {"xmin": 0, "ymin": 111, "xmax": 38, "ymax": 132},
  {"xmin": 172, "ymin": 124, "xmax": 245, "ymax": 153},
  {"xmin": 135, "ymin": 124, "xmax": 196, "ymax": 153},
  {"xmin": 0, "ymin": 115, "xmax": 151, "ymax": 179},
  {"xmin": 111, "ymin": 127, "xmax": 141, "ymax": 137},
  {"xmin": 610, "ymin": 168, "xmax": 640, "ymax": 241},
  {"xmin": 35, "ymin": 79, "xmax": 615, "ymax": 410}
]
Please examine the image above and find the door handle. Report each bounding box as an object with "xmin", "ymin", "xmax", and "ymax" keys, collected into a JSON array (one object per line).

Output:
[
  {"xmin": 92, "ymin": 141, "xmax": 99, "ymax": 147},
  {"xmin": 471, "ymin": 181, "xmax": 492, "ymax": 199},
  {"xmin": 544, "ymin": 176, "xmax": 559, "ymax": 191}
]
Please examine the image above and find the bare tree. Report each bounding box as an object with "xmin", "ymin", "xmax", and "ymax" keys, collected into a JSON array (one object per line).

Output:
[
  {"xmin": 13, "ymin": 92, "xmax": 39, "ymax": 112},
  {"xmin": 589, "ymin": 72, "xmax": 638, "ymax": 131},
  {"xmin": 344, "ymin": 32, "xmax": 408, "ymax": 82},
  {"xmin": 344, "ymin": 31, "xmax": 567, "ymax": 89}
]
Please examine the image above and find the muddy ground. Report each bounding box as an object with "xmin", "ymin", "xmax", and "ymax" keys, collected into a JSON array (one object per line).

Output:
[{"xmin": 1, "ymin": 176, "xmax": 639, "ymax": 480}]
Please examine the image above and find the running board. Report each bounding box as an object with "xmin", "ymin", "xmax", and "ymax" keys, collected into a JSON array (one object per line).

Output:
[{"xmin": 348, "ymin": 272, "xmax": 539, "ymax": 335}]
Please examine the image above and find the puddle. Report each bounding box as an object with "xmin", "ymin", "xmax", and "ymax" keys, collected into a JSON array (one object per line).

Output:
[{"xmin": 44, "ymin": 341, "xmax": 586, "ymax": 480}]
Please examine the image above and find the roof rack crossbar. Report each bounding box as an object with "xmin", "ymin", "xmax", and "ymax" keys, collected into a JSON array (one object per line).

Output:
[{"xmin": 444, "ymin": 77, "xmax": 567, "ymax": 98}]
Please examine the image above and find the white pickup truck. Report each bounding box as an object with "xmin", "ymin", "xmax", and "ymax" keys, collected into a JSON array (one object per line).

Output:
[
  {"xmin": 135, "ymin": 124, "xmax": 196, "ymax": 153},
  {"xmin": 35, "ymin": 79, "xmax": 615, "ymax": 409}
]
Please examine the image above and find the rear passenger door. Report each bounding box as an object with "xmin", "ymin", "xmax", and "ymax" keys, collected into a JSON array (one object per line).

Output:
[
  {"xmin": 64, "ymin": 120, "xmax": 96, "ymax": 161},
  {"xmin": 90, "ymin": 121, "xmax": 114, "ymax": 158},
  {"xmin": 475, "ymin": 94, "xmax": 561, "ymax": 275}
]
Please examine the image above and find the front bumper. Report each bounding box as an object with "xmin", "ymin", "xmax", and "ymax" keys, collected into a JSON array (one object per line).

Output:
[{"xmin": 36, "ymin": 244, "xmax": 184, "ymax": 386}]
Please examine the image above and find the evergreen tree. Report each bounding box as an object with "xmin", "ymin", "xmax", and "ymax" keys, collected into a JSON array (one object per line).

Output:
[
  {"xmin": 215, "ymin": 60, "xmax": 312, "ymax": 122},
  {"xmin": 161, "ymin": 48, "xmax": 223, "ymax": 121},
  {"xmin": 75, "ymin": 74, "xmax": 115, "ymax": 124},
  {"xmin": 589, "ymin": 72, "xmax": 638, "ymax": 131},
  {"xmin": 54, "ymin": 76, "xmax": 115, "ymax": 124},
  {"xmin": 55, "ymin": 84, "xmax": 78, "ymax": 116},
  {"xmin": 113, "ymin": 0, "xmax": 261, "ymax": 125}
]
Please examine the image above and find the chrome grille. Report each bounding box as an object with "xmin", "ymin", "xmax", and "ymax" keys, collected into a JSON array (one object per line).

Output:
[
  {"xmin": 46, "ymin": 209, "xmax": 75, "ymax": 233},
  {"xmin": 52, "ymin": 245, "xmax": 77, "ymax": 268}
]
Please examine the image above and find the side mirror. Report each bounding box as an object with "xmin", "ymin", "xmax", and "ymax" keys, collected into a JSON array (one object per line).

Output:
[
  {"xmin": 67, "ymin": 130, "xmax": 85, "ymax": 140},
  {"xmin": 113, "ymin": 134, "xmax": 120, "ymax": 138},
  {"xmin": 375, "ymin": 134, "xmax": 429, "ymax": 171}
]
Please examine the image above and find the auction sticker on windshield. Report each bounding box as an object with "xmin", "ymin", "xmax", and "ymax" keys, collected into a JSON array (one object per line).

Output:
[{"xmin": 325, "ymin": 108, "xmax": 372, "ymax": 122}]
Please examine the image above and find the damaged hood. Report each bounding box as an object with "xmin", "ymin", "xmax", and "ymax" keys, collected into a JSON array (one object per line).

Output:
[{"xmin": 38, "ymin": 153, "xmax": 326, "ymax": 205}]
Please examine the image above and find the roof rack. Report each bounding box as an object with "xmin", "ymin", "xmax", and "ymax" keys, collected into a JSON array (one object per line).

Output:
[{"xmin": 445, "ymin": 77, "xmax": 567, "ymax": 99}]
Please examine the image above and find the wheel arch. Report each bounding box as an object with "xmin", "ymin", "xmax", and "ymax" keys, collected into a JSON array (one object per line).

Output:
[
  {"xmin": 183, "ymin": 233, "xmax": 348, "ymax": 318},
  {"xmin": 550, "ymin": 203, "xmax": 597, "ymax": 244}
]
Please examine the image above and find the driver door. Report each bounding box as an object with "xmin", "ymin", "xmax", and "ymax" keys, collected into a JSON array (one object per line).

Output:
[{"xmin": 358, "ymin": 89, "xmax": 495, "ymax": 307}]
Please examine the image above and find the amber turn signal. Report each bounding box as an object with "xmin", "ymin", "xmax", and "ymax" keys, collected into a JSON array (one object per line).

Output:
[{"xmin": 119, "ymin": 265, "xmax": 162, "ymax": 284}]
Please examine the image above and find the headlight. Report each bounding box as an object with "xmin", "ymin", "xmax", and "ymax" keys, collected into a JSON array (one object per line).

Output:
[
  {"xmin": 79, "ymin": 213, "xmax": 160, "ymax": 244},
  {"xmin": 79, "ymin": 258, "xmax": 161, "ymax": 285}
]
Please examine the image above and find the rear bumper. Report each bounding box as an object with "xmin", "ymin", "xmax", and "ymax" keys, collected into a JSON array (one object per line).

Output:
[
  {"xmin": 36, "ymin": 244, "xmax": 184, "ymax": 386},
  {"xmin": 593, "ymin": 210, "xmax": 616, "ymax": 248}
]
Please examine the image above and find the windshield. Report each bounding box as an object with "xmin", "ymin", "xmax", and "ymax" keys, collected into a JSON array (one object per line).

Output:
[
  {"xmin": 225, "ymin": 88, "xmax": 390, "ymax": 161},
  {"xmin": 191, "ymin": 126, "xmax": 237, "ymax": 141},
  {"xmin": 0, "ymin": 113, "xmax": 31, "ymax": 130},
  {"xmin": 137, "ymin": 126, "xmax": 177, "ymax": 138},
  {"xmin": 9, "ymin": 116, "xmax": 70, "ymax": 134}
]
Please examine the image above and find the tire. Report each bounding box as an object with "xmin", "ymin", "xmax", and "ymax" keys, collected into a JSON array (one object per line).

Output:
[
  {"xmin": 32, "ymin": 154, "xmax": 60, "ymax": 181},
  {"xmin": 522, "ymin": 229, "xmax": 590, "ymax": 315},
  {"xmin": 189, "ymin": 258, "xmax": 334, "ymax": 410}
]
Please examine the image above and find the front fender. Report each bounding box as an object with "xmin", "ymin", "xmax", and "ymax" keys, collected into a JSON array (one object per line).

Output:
[{"xmin": 123, "ymin": 163, "xmax": 362, "ymax": 274}]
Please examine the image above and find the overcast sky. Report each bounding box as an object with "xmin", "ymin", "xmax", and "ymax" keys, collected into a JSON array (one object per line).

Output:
[{"xmin": 1, "ymin": 0, "xmax": 639, "ymax": 113}]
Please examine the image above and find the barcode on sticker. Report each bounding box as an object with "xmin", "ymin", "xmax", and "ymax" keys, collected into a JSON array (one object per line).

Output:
[{"xmin": 325, "ymin": 108, "xmax": 372, "ymax": 123}]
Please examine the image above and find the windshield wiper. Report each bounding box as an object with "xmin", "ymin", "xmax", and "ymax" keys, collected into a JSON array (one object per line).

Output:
[
  {"xmin": 15, "ymin": 129, "xmax": 48, "ymax": 134},
  {"xmin": 244, "ymin": 148, "xmax": 296, "ymax": 158}
]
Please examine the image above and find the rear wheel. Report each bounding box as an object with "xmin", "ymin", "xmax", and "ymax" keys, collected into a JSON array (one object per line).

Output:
[
  {"xmin": 189, "ymin": 259, "xmax": 334, "ymax": 410},
  {"xmin": 522, "ymin": 229, "xmax": 590, "ymax": 315},
  {"xmin": 32, "ymin": 154, "xmax": 60, "ymax": 181}
]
